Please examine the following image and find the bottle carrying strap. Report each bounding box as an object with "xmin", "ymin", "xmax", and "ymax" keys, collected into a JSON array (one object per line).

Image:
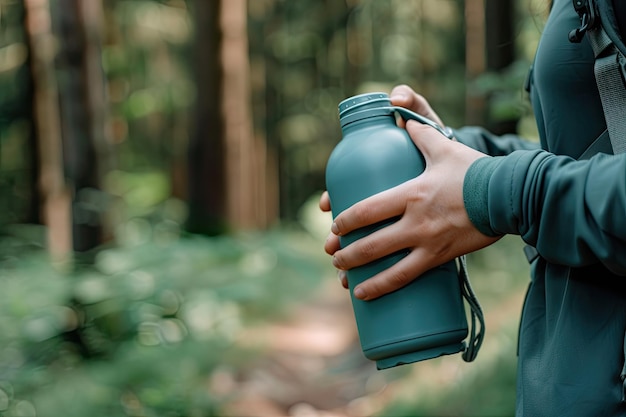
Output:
[
  {"xmin": 458, "ymin": 255, "xmax": 485, "ymax": 362},
  {"xmin": 393, "ymin": 107, "xmax": 456, "ymax": 139}
]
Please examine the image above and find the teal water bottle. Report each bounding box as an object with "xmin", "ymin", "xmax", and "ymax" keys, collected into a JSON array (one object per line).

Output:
[{"xmin": 325, "ymin": 92, "xmax": 483, "ymax": 369}]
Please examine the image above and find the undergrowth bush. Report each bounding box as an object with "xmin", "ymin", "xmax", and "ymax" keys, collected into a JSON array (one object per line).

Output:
[{"xmin": 0, "ymin": 223, "xmax": 328, "ymax": 417}]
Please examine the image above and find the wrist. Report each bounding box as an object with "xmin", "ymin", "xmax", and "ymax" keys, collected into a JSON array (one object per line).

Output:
[{"xmin": 463, "ymin": 156, "xmax": 503, "ymax": 237}]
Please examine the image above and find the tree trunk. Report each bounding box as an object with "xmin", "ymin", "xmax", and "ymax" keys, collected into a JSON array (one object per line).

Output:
[
  {"xmin": 485, "ymin": 0, "xmax": 515, "ymax": 71},
  {"xmin": 248, "ymin": 5, "xmax": 280, "ymax": 229},
  {"xmin": 24, "ymin": 0, "xmax": 72, "ymax": 264},
  {"xmin": 187, "ymin": 0, "xmax": 274, "ymax": 235},
  {"xmin": 485, "ymin": 0, "xmax": 517, "ymax": 134},
  {"xmin": 186, "ymin": 0, "xmax": 227, "ymax": 236},
  {"xmin": 464, "ymin": 0, "xmax": 487, "ymax": 126},
  {"xmin": 53, "ymin": 0, "xmax": 109, "ymax": 256},
  {"xmin": 256, "ymin": 1, "xmax": 286, "ymax": 222},
  {"xmin": 221, "ymin": 0, "xmax": 270, "ymax": 230},
  {"xmin": 0, "ymin": 1, "xmax": 41, "ymax": 226}
]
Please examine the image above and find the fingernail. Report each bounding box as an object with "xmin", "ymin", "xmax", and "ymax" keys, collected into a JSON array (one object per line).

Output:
[
  {"xmin": 332, "ymin": 256, "xmax": 340, "ymax": 268},
  {"xmin": 390, "ymin": 93, "xmax": 405, "ymax": 102},
  {"xmin": 337, "ymin": 270, "xmax": 348, "ymax": 287},
  {"xmin": 354, "ymin": 287, "xmax": 367, "ymax": 300},
  {"xmin": 331, "ymin": 222, "xmax": 340, "ymax": 235}
]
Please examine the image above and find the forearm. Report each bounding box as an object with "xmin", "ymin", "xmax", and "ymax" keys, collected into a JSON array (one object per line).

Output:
[
  {"xmin": 464, "ymin": 150, "xmax": 626, "ymax": 274},
  {"xmin": 454, "ymin": 126, "xmax": 540, "ymax": 156}
]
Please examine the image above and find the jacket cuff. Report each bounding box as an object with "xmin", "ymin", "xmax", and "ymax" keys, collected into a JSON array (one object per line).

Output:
[{"xmin": 463, "ymin": 156, "xmax": 503, "ymax": 237}]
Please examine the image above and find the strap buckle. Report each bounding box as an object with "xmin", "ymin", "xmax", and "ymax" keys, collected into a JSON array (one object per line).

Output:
[
  {"xmin": 569, "ymin": 0, "xmax": 597, "ymax": 43},
  {"xmin": 523, "ymin": 245, "xmax": 539, "ymax": 264}
]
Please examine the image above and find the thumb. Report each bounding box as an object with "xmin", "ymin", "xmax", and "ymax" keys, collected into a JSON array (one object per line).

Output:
[
  {"xmin": 389, "ymin": 85, "xmax": 443, "ymax": 126},
  {"xmin": 405, "ymin": 120, "xmax": 450, "ymax": 162}
]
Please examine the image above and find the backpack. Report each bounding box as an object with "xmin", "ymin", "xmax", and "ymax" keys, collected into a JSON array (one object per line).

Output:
[
  {"xmin": 569, "ymin": 0, "xmax": 626, "ymax": 156},
  {"xmin": 523, "ymin": 0, "xmax": 626, "ymax": 263}
]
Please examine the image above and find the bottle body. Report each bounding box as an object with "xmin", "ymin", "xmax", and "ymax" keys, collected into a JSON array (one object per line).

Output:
[{"xmin": 325, "ymin": 93, "xmax": 468, "ymax": 369}]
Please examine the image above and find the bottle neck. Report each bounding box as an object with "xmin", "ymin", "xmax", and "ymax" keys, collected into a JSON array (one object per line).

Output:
[{"xmin": 341, "ymin": 114, "xmax": 396, "ymax": 136}]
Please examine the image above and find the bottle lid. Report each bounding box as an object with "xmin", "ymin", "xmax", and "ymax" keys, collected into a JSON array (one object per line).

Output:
[
  {"xmin": 337, "ymin": 92, "xmax": 455, "ymax": 138},
  {"xmin": 338, "ymin": 92, "xmax": 390, "ymax": 119}
]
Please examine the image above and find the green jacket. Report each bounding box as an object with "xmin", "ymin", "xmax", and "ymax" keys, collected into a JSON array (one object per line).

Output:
[{"xmin": 458, "ymin": 0, "xmax": 626, "ymax": 415}]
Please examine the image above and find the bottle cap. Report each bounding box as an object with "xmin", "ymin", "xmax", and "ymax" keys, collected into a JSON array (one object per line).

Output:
[{"xmin": 338, "ymin": 92, "xmax": 390, "ymax": 118}]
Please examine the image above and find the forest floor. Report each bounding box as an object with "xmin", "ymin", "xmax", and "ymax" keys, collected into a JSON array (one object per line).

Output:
[
  {"xmin": 220, "ymin": 270, "xmax": 527, "ymax": 417},
  {"xmin": 222, "ymin": 278, "xmax": 377, "ymax": 417}
]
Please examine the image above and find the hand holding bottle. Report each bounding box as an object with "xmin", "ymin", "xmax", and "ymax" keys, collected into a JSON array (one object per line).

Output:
[{"xmin": 322, "ymin": 86, "xmax": 501, "ymax": 301}]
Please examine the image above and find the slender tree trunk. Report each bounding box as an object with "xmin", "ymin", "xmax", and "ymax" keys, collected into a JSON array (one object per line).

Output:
[
  {"xmin": 485, "ymin": 0, "xmax": 517, "ymax": 134},
  {"xmin": 25, "ymin": 97, "xmax": 42, "ymax": 225},
  {"xmin": 249, "ymin": 8, "xmax": 279, "ymax": 228},
  {"xmin": 221, "ymin": 0, "xmax": 270, "ymax": 230},
  {"xmin": 11, "ymin": 1, "xmax": 41, "ymax": 225},
  {"xmin": 186, "ymin": 0, "xmax": 227, "ymax": 235},
  {"xmin": 24, "ymin": 0, "xmax": 72, "ymax": 264},
  {"xmin": 259, "ymin": 1, "xmax": 286, "ymax": 221},
  {"xmin": 485, "ymin": 0, "xmax": 515, "ymax": 71},
  {"xmin": 464, "ymin": 0, "xmax": 487, "ymax": 126},
  {"xmin": 53, "ymin": 0, "xmax": 109, "ymax": 256}
]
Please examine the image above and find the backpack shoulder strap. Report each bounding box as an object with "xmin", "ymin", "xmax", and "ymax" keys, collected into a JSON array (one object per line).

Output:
[
  {"xmin": 524, "ymin": 0, "xmax": 626, "ymax": 265},
  {"xmin": 570, "ymin": 0, "xmax": 626, "ymax": 155}
]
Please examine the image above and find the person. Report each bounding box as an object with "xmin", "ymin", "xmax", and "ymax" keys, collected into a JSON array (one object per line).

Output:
[{"xmin": 320, "ymin": 0, "xmax": 626, "ymax": 415}]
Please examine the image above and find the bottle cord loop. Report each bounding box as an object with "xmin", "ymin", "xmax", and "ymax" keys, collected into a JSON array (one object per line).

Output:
[{"xmin": 458, "ymin": 255, "xmax": 485, "ymax": 362}]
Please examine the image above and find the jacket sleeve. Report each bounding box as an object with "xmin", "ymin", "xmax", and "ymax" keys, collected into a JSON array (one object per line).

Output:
[
  {"xmin": 453, "ymin": 126, "xmax": 541, "ymax": 156},
  {"xmin": 463, "ymin": 150, "xmax": 626, "ymax": 275}
]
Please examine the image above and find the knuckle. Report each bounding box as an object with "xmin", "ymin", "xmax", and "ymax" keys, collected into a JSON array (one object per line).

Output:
[
  {"xmin": 364, "ymin": 280, "xmax": 385, "ymax": 298},
  {"xmin": 389, "ymin": 269, "xmax": 414, "ymax": 289},
  {"xmin": 418, "ymin": 221, "xmax": 437, "ymax": 240},
  {"xmin": 432, "ymin": 243, "xmax": 452, "ymax": 260},
  {"xmin": 357, "ymin": 238, "xmax": 377, "ymax": 260},
  {"xmin": 352, "ymin": 203, "xmax": 371, "ymax": 225}
]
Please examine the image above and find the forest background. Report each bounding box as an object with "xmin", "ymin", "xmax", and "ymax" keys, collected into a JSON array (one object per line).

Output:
[{"xmin": 0, "ymin": 0, "xmax": 546, "ymax": 416}]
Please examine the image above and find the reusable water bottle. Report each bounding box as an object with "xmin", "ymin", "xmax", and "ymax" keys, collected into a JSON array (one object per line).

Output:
[{"xmin": 325, "ymin": 92, "xmax": 483, "ymax": 369}]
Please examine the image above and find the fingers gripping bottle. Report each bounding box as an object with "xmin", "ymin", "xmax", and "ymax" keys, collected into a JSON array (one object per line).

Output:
[{"xmin": 325, "ymin": 92, "xmax": 484, "ymax": 369}]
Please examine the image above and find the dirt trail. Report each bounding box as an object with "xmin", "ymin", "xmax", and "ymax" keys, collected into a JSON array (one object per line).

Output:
[
  {"xmin": 223, "ymin": 278, "xmax": 386, "ymax": 417},
  {"xmin": 223, "ymin": 278, "xmax": 526, "ymax": 417}
]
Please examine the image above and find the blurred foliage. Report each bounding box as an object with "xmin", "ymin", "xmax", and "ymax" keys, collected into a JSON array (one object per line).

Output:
[
  {"xmin": 0, "ymin": 219, "xmax": 329, "ymax": 416},
  {"xmin": 0, "ymin": 0, "xmax": 546, "ymax": 224},
  {"xmin": 472, "ymin": 60, "xmax": 533, "ymax": 124},
  {"xmin": 253, "ymin": 0, "xmax": 469, "ymax": 217},
  {"xmin": 0, "ymin": 178, "xmax": 331, "ymax": 416},
  {"xmin": 0, "ymin": 0, "xmax": 550, "ymax": 415},
  {"xmin": 102, "ymin": 0, "xmax": 194, "ymax": 171}
]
